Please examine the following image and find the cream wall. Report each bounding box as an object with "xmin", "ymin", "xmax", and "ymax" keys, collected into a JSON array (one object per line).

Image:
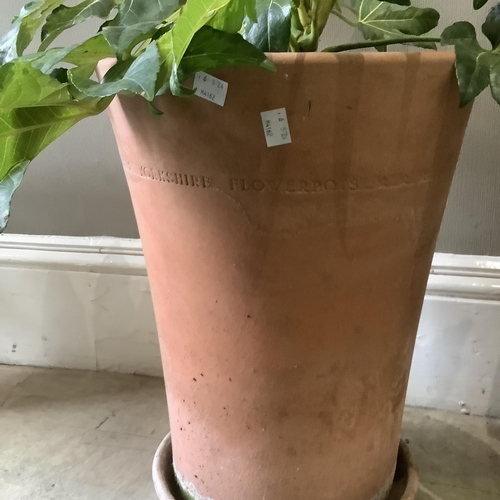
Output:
[{"xmin": 2, "ymin": 1, "xmax": 500, "ymax": 255}]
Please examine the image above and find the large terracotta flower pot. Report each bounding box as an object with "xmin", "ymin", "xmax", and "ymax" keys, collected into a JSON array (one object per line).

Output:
[{"xmin": 102, "ymin": 52, "xmax": 471, "ymax": 500}]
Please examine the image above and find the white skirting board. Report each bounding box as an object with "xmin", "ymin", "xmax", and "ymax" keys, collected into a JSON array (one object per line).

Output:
[{"xmin": 1, "ymin": 234, "xmax": 499, "ymax": 418}]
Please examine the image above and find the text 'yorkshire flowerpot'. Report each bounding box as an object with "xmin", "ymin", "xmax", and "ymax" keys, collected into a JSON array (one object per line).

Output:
[{"xmin": 102, "ymin": 52, "xmax": 472, "ymax": 500}]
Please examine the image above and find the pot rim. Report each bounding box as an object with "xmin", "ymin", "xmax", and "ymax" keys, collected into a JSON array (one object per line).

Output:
[
  {"xmin": 98, "ymin": 51, "xmax": 456, "ymax": 80},
  {"xmin": 262, "ymin": 50, "xmax": 456, "ymax": 66}
]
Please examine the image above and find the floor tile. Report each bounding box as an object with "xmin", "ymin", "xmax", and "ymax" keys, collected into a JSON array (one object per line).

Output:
[
  {"xmin": 0, "ymin": 368, "xmax": 169, "ymax": 500},
  {"xmin": 0, "ymin": 365, "xmax": 33, "ymax": 406},
  {"xmin": 403, "ymin": 407, "xmax": 500, "ymax": 498}
]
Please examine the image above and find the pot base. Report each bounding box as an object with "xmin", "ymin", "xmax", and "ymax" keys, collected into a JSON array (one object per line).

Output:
[{"xmin": 152, "ymin": 434, "xmax": 419, "ymax": 500}]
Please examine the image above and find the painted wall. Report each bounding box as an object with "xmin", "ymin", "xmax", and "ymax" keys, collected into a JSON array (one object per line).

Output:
[{"xmin": 2, "ymin": 1, "xmax": 500, "ymax": 255}]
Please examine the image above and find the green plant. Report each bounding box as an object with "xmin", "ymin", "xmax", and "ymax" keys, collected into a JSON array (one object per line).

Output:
[{"xmin": 0, "ymin": 0, "xmax": 499, "ymax": 231}]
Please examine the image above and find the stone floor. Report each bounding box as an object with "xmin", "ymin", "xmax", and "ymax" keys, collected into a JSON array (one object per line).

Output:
[{"xmin": 0, "ymin": 365, "xmax": 498, "ymax": 500}]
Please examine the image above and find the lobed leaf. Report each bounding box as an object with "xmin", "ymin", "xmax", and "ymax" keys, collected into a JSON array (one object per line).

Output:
[
  {"xmin": 482, "ymin": 2, "xmax": 500, "ymax": 49},
  {"xmin": 70, "ymin": 41, "xmax": 161, "ymax": 100},
  {"xmin": 0, "ymin": 161, "xmax": 29, "ymax": 232},
  {"xmin": 40, "ymin": 0, "xmax": 117, "ymax": 51},
  {"xmin": 0, "ymin": 26, "xmax": 19, "ymax": 66},
  {"xmin": 178, "ymin": 25, "xmax": 274, "ymax": 81},
  {"xmin": 210, "ymin": 0, "xmax": 257, "ymax": 33},
  {"xmin": 169, "ymin": 0, "xmax": 233, "ymax": 95},
  {"xmin": 380, "ymin": 0, "xmax": 411, "ymax": 5},
  {"xmin": 441, "ymin": 21, "xmax": 477, "ymax": 43},
  {"xmin": 101, "ymin": 0, "xmax": 179, "ymax": 57},
  {"xmin": 0, "ymin": 98, "xmax": 111, "ymax": 232},
  {"xmin": 343, "ymin": 0, "xmax": 439, "ymax": 51},
  {"xmin": 0, "ymin": 0, "xmax": 66, "ymax": 64},
  {"xmin": 442, "ymin": 21, "xmax": 500, "ymax": 106},
  {"xmin": 243, "ymin": 0, "xmax": 293, "ymax": 52},
  {"xmin": 474, "ymin": 0, "xmax": 490, "ymax": 9},
  {"xmin": 369, "ymin": 4, "xmax": 437, "ymax": 37},
  {"xmin": 18, "ymin": 35, "xmax": 114, "ymax": 76},
  {"xmin": 0, "ymin": 62, "xmax": 71, "ymax": 111},
  {"xmin": 155, "ymin": 30, "xmax": 174, "ymax": 95},
  {"xmin": 490, "ymin": 60, "xmax": 500, "ymax": 103}
]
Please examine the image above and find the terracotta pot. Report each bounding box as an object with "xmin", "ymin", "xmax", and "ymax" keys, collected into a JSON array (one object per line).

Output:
[{"xmin": 102, "ymin": 52, "xmax": 471, "ymax": 500}]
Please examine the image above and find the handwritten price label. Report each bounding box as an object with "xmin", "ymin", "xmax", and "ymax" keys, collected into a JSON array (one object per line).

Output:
[
  {"xmin": 260, "ymin": 108, "xmax": 292, "ymax": 147},
  {"xmin": 194, "ymin": 72, "xmax": 228, "ymax": 107}
]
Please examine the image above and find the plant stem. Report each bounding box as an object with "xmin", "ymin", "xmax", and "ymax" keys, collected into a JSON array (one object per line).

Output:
[
  {"xmin": 297, "ymin": 0, "xmax": 311, "ymax": 28},
  {"xmin": 331, "ymin": 10, "xmax": 358, "ymax": 27},
  {"xmin": 323, "ymin": 37, "xmax": 442, "ymax": 53}
]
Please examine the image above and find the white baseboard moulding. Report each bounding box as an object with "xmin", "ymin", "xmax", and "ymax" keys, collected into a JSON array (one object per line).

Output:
[{"xmin": 1, "ymin": 234, "xmax": 499, "ymax": 418}]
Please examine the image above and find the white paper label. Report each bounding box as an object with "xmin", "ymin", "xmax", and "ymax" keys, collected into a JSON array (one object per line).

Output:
[
  {"xmin": 194, "ymin": 72, "xmax": 228, "ymax": 107},
  {"xmin": 260, "ymin": 108, "xmax": 292, "ymax": 147}
]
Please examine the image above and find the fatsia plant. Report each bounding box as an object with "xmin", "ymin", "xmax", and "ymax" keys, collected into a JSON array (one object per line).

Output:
[{"xmin": 0, "ymin": 0, "xmax": 499, "ymax": 231}]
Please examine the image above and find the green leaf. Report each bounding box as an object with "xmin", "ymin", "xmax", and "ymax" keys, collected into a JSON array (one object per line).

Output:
[
  {"xmin": 209, "ymin": 0, "xmax": 256, "ymax": 33},
  {"xmin": 347, "ymin": 1, "xmax": 440, "ymax": 42},
  {"xmin": 245, "ymin": 0, "xmax": 258, "ymax": 22},
  {"xmin": 474, "ymin": 0, "xmax": 489, "ymax": 9},
  {"xmin": 482, "ymin": 2, "xmax": 500, "ymax": 49},
  {"xmin": 0, "ymin": 0, "xmax": 66, "ymax": 64},
  {"xmin": 100, "ymin": 58, "xmax": 134, "ymax": 83},
  {"xmin": 0, "ymin": 61, "xmax": 71, "ymax": 111},
  {"xmin": 171, "ymin": 0, "xmax": 232, "ymax": 65},
  {"xmin": 40, "ymin": 0, "xmax": 117, "ymax": 51},
  {"xmin": 178, "ymin": 25, "xmax": 273, "ymax": 81},
  {"xmin": 148, "ymin": 101, "xmax": 164, "ymax": 116},
  {"xmin": 58, "ymin": 34, "xmax": 115, "ymax": 66},
  {"xmin": 19, "ymin": 35, "xmax": 114, "ymax": 76},
  {"xmin": 0, "ymin": 98, "xmax": 110, "ymax": 232},
  {"xmin": 326, "ymin": 1, "xmax": 440, "ymax": 52},
  {"xmin": 441, "ymin": 21, "xmax": 477, "ymax": 43},
  {"xmin": 414, "ymin": 41, "xmax": 438, "ymax": 50},
  {"xmin": 243, "ymin": 0, "xmax": 293, "ymax": 52},
  {"xmin": 454, "ymin": 41, "xmax": 492, "ymax": 106},
  {"xmin": 155, "ymin": 30, "xmax": 173, "ymax": 95},
  {"xmin": 490, "ymin": 60, "xmax": 500, "ymax": 103},
  {"xmin": 102, "ymin": 24, "xmax": 157, "ymax": 58},
  {"xmin": 442, "ymin": 22, "xmax": 500, "ymax": 106},
  {"xmin": 169, "ymin": 0, "xmax": 232, "ymax": 95},
  {"xmin": 0, "ymin": 161, "xmax": 29, "ymax": 232},
  {"xmin": 101, "ymin": 0, "xmax": 179, "ymax": 57},
  {"xmin": 0, "ymin": 24, "xmax": 18, "ymax": 66},
  {"xmin": 0, "ymin": 101, "xmax": 109, "ymax": 173},
  {"xmin": 70, "ymin": 40, "xmax": 160, "ymax": 100},
  {"xmin": 380, "ymin": 0, "xmax": 411, "ymax": 5},
  {"xmin": 110, "ymin": 0, "xmax": 179, "ymax": 28}
]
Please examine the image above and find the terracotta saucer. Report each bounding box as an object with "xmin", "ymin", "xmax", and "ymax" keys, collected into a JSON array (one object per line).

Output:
[{"xmin": 152, "ymin": 434, "xmax": 419, "ymax": 500}]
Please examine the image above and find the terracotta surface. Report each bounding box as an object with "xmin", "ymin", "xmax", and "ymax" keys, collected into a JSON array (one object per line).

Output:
[
  {"xmin": 152, "ymin": 434, "xmax": 419, "ymax": 500},
  {"xmin": 103, "ymin": 52, "xmax": 471, "ymax": 500}
]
